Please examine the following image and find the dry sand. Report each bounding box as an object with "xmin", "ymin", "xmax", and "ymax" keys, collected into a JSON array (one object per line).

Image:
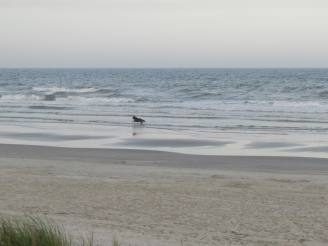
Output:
[{"xmin": 0, "ymin": 144, "xmax": 328, "ymax": 245}]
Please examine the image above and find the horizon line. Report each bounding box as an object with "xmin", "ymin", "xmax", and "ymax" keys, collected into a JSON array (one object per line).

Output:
[{"xmin": 1, "ymin": 67, "xmax": 328, "ymax": 69}]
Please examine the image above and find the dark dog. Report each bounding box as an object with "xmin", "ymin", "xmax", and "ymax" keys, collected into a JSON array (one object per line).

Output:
[{"xmin": 132, "ymin": 115, "xmax": 145, "ymax": 124}]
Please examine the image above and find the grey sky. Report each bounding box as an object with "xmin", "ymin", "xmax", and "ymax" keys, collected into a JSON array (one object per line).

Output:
[{"xmin": 1, "ymin": 0, "xmax": 328, "ymax": 68}]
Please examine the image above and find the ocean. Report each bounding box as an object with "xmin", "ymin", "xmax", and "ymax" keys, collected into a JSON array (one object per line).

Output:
[{"xmin": 1, "ymin": 68, "xmax": 328, "ymax": 157}]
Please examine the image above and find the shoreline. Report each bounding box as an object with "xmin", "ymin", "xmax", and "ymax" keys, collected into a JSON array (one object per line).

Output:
[
  {"xmin": 0, "ymin": 143, "xmax": 328, "ymax": 174},
  {"xmin": 1, "ymin": 122, "xmax": 328, "ymax": 159}
]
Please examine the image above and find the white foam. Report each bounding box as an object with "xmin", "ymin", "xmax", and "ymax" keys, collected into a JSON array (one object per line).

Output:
[
  {"xmin": 33, "ymin": 86, "xmax": 98, "ymax": 93},
  {"xmin": 1, "ymin": 94, "xmax": 42, "ymax": 101},
  {"xmin": 272, "ymin": 101, "xmax": 323, "ymax": 107},
  {"xmin": 63, "ymin": 96, "xmax": 134, "ymax": 104}
]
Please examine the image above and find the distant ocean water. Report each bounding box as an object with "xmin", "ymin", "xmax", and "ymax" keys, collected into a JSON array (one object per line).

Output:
[{"xmin": 0, "ymin": 68, "xmax": 328, "ymax": 157}]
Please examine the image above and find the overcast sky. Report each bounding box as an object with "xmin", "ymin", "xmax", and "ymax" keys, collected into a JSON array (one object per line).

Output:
[{"xmin": 1, "ymin": 0, "xmax": 328, "ymax": 68}]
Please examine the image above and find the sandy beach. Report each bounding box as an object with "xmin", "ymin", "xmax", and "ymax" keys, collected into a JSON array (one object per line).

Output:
[{"xmin": 0, "ymin": 144, "xmax": 328, "ymax": 245}]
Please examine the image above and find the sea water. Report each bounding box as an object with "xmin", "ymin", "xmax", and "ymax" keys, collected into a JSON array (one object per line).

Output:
[{"xmin": 0, "ymin": 68, "xmax": 328, "ymax": 157}]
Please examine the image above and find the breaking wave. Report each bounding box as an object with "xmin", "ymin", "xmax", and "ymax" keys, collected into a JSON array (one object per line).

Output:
[
  {"xmin": 33, "ymin": 86, "xmax": 99, "ymax": 94},
  {"xmin": 1, "ymin": 68, "xmax": 328, "ymax": 137}
]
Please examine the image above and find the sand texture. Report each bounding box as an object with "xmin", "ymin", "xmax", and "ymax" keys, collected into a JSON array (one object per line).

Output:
[{"xmin": 0, "ymin": 145, "xmax": 328, "ymax": 245}]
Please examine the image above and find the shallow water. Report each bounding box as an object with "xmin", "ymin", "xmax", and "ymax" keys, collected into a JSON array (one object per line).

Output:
[{"xmin": 0, "ymin": 68, "xmax": 328, "ymax": 157}]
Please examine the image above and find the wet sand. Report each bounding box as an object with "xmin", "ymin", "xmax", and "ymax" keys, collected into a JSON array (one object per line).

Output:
[{"xmin": 0, "ymin": 144, "xmax": 327, "ymax": 245}]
